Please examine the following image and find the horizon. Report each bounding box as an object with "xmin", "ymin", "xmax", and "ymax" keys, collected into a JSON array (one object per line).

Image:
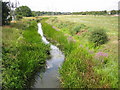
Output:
[{"xmin": 3, "ymin": 0, "xmax": 120, "ymax": 12}]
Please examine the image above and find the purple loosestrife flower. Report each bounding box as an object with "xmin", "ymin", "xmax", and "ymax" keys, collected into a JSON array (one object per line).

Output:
[
  {"xmin": 94, "ymin": 52, "xmax": 108, "ymax": 62},
  {"xmin": 94, "ymin": 52, "xmax": 108, "ymax": 65},
  {"xmin": 95, "ymin": 52, "xmax": 108, "ymax": 57}
]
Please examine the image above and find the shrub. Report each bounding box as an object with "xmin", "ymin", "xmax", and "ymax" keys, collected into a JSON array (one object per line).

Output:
[
  {"xmin": 89, "ymin": 28, "xmax": 108, "ymax": 46},
  {"xmin": 16, "ymin": 15, "xmax": 23, "ymax": 20},
  {"xmin": 57, "ymin": 22, "xmax": 68, "ymax": 29},
  {"xmin": 70, "ymin": 25, "xmax": 81, "ymax": 35},
  {"xmin": 70, "ymin": 24, "xmax": 86, "ymax": 35}
]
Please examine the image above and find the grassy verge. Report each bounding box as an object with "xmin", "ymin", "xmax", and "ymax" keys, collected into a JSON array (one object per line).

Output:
[
  {"xmin": 41, "ymin": 19, "xmax": 101, "ymax": 88},
  {"xmin": 41, "ymin": 17, "xmax": 118, "ymax": 88},
  {"xmin": 2, "ymin": 20, "xmax": 50, "ymax": 89}
]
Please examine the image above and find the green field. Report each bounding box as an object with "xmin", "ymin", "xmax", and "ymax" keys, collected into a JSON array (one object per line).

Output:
[
  {"xmin": 47, "ymin": 15, "xmax": 118, "ymax": 61},
  {"xmin": 2, "ymin": 15, "xmax": 118, "ymax": 88},
  {"xmin": 44, "ymin": 15, "xmax": 118, "ymax": 88}
]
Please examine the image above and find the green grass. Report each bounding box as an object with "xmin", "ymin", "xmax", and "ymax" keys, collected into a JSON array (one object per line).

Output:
[
  {"xmin": 41, "ymin": 19, "xmax": 107, "ymax": 88},
  {"xmin": 2, "ymin": 15, "xmax": 118, "ymax": 88},
  {"xmin": 2, "ymin": 20, "xmax": 50, "ymax": 89},
  {"xmin": 41, "ymin": 19, "xmax": 76, "ymax": 56},
  {"xmin": 43, "ymin": 15, "xmax": 118, "ymax": 88}
]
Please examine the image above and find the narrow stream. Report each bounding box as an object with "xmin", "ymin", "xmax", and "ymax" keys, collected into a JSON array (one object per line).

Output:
[{"xmin": 31, "ymin": 23, "xmax": 65, "ymax": 88}]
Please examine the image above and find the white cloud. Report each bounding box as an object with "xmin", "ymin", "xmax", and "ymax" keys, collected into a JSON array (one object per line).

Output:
[{"xmin": 4, "ymin": 0, "xmax": 120, "ymax": 12}]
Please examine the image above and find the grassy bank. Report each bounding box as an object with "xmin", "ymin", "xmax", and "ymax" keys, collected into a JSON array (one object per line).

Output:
[
  {"xmin": 2, "ymin": 20, "xmax": 50, "ymax": 89},
  {"xmin": 41, "ymin": 16, "xmax": 118, "ymax": 88},
  {"xmin": 41, "ymin": 19, "xmax": 101, "ymax": 88}
]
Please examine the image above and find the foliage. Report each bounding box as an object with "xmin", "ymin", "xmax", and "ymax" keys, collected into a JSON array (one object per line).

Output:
[
  {"xmin": 16, "ymin": 15, "xmax": 23, "ymax": 20},
  {"xmin": 89, "ymin": 28, "xmax": 108, "ymax": 46},
  {"xmin": 15, "ymin": 6, "xmax": 32, "ymax": 17},
  {"xmin": 2, "ymin": 1, "xmax": 12, "ymax": 25},
  {"xmin": 70, "ymin": 24, "xmax": 86, "ymax": 35},
  {"xmin": 32, "ymin": 10, "xmax": 119, "ymax": 16},
  {"xmin": 45, "ymin": 16, "xmax": 118, "ymax": 88},
  {"xmin": 110, "ymin": 10, "xmax": 117, "ymax": 15},
  {"xmin": 2, "ymin": 20, "xmax": 50, "ymax": 89},
  {"xmin": 41, "ymin": 19, "xmax": 76, "ymax": 55},
  {"xmin": 41, "ymin": 19, "xmax": 103, "ymax": 88},
  {"xmin": 72, "ymin": 10, "xmax": 119, "ymax": 15},
  {"xmin": 32, "ymin": 11, "xmax": 70, "ymax": 16},
  {"xmin": 93, "ymin": 52, "xmax": 118, "ymax": 88},
  {"xmin": 72, "ymin": 10, "xmax": 108, "ymax": 15}
]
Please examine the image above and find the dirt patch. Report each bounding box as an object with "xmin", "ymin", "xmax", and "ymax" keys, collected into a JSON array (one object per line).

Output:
[{"xmin": 11, "ymin": 21, "xmax": 17, "ymax": 23}]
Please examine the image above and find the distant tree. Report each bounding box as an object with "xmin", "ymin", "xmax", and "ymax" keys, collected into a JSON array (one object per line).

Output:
[
  {"xmin": 110, "ymin": 10, "xmax": 117, "ymax": 15},
  {"xmin": 15, "ymin": 6, "xmax": 32, "ymax": 17},
  {"xmin": 2, "ymin": 1, "xmax": 12, "ymax": 25},
  {"xmin": 16, "ymin": 15, "xmax": 23, "ymax": 20},
  {"xmin": 118, "ymin": 10, "xmax": 120, "ymax": 15},
  {"xmin": 103, "ymin": 10, "xmax": 107, "ymax": 15}
]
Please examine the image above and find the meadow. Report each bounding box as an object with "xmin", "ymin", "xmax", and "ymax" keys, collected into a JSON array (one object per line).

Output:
[
  {"xmin": 2, "ymin": 15, "xmax": 118, "ymax": 88},
  {"xmin": 41, "ymin": 15, "xmax": 118, "ymax": 88}
]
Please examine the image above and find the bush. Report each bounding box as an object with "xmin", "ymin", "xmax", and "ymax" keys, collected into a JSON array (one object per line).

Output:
[
  {"xmin": 2, "ymin": 20, "xmax": 50, "ymax": 89},
  {"xmin": 89, "ymin": 28, "xmax": 108, "ymax": 46},
  {"xmin": 70, "ymin": 24, "xmax": 86, "ymax": 35},
  {"xmin": 16, "ymin": 15, "xmax": 23, "ymax": 20},
  {"xmin": 70, "ymin": 25, "xmax": 81, "ymax": 35}
]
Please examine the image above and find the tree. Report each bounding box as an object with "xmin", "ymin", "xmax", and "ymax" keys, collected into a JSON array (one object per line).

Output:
[
  {"xmin": 15, "ymin": 6, "xmax": 32, "ymax": 17},
  {"xmin": 110, "ymin": 10, "xmax": 117, "ymax": 15},
  {"xmin": 118, "ymin": 10, "xmax": 120, "ymax": 15},
  {"xmin": 0, "ymin": 1, "xmax": 2, "ymax": 26},
  {"xmin": 2, "ymin": 1, "xmax": 12, "ymax": 25}
]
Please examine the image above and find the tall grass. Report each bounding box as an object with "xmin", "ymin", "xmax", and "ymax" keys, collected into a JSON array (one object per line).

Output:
[
  {"xmin": 41, "ymin": 19, "xmax": 105, "ymax": 88},
  {"xmin": 41, "ymin": 20, "xmax": 76, "ymax": 55},
  {"xmin": 2, "ymin": 20, "xmax": 50, "ymax": 89},
  {"xmin": 41, "ymin": 17, "xmax": 118, "ymax": 88}
]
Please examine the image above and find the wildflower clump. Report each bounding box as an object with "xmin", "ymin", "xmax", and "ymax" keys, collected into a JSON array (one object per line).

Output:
[{"xmin": 94, "ymin": 52, "xmax": 108, "ymax": 64}]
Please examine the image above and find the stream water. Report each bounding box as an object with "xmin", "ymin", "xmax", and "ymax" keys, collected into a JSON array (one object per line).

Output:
[{"xmin": 30, "ymin": 23, "xmax": 65, "ymax": 88}]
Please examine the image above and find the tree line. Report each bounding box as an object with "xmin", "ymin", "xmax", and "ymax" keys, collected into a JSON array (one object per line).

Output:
[
  {"xmin": 1, "ymin": 0, "xmax": 120, "ymax": 25},
  {"xmin": 72, "ymin": 10, "xmax": 120, "ymax": 15},
  {"xmin": 32, "ymin": 11, "xmax": 71, "ymax": 16},
  {"xmin": 32, "ymin": 10, "xmax": 120, "ymax": 16}
]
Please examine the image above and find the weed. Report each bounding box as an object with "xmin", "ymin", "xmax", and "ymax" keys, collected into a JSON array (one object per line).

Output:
[{"xmin": 2, "ymin": 20, "xmax": 50, "ymax": 89}]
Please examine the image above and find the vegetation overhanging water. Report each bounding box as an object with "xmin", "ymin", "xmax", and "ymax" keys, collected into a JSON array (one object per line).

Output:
[{"xmin": 30, "ymin": 23, "xmax": 65, "ymax": 88}]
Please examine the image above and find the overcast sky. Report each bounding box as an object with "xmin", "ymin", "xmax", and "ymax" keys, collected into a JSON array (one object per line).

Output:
[{"xmin": 4, "ymin": 0, "xmax": 120, "ymax": 12}]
